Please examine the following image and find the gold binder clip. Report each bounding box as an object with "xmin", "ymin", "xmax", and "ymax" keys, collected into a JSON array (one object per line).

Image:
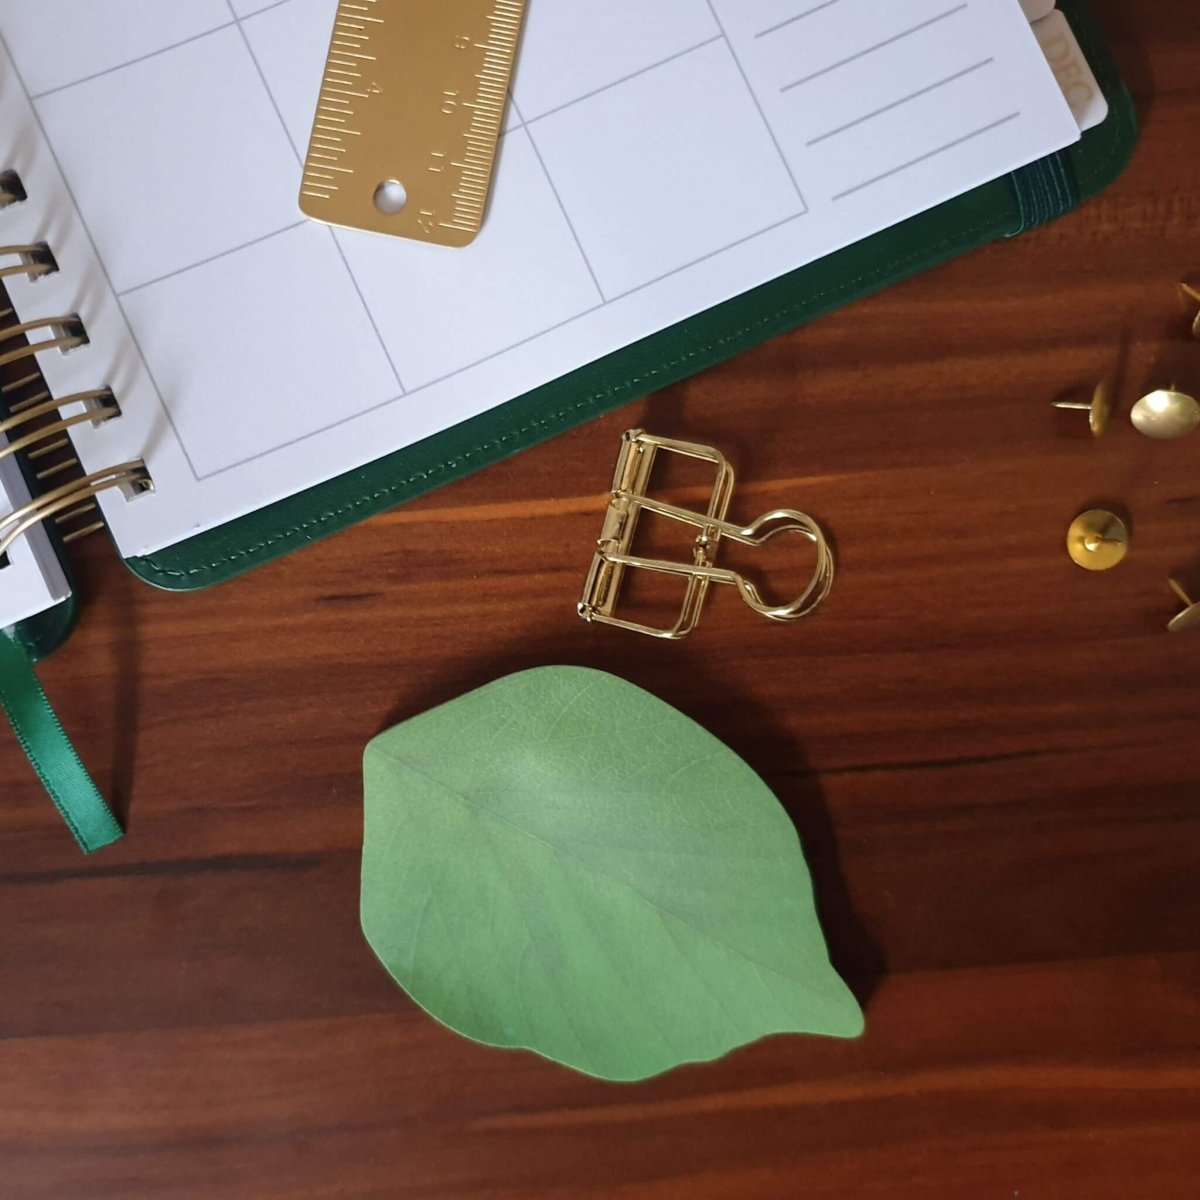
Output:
[
  {"xmin": 0, "ymin": 243, "xmax": 58, "ymax": 282},
  {"xmin": 579, "ymin": 430, "xmax": 834, "ymax": 640}
]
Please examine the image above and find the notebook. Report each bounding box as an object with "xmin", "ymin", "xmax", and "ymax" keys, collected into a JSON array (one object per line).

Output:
[{"xmin": 2, "ymin": 0, "xmax": 1135, "ymax": 653}]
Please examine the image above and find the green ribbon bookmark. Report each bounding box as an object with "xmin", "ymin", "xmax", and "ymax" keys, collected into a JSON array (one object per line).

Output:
[{"xmin": 0, "ymin": 631, "xmax": 123, "ymax": 854}]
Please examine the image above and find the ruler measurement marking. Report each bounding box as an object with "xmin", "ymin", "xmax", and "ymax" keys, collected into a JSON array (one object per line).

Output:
[{"xmin": 301, "ymin": 0, "xmax": 525, "ymax": 245}]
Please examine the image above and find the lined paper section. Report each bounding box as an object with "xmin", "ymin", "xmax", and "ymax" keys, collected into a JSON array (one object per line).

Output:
[
  {"xmin": 0, "ymin": 1, "xmax": 1078, "ymax": 561},
  {"xmin": 716, "ymin": 0, "xmax": 1070, "ymax": 208}
]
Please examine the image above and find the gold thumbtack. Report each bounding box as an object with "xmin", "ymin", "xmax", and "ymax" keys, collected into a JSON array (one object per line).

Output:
[
  {"xmin": 1053, "ymin": 379, "xmax": 1113, "ymax": 437},
  {"xmin": 1130, "ymin": 387, "xmax": 1200, "ymax": 440},
  {"xmin": 1067, "ymin": 509, "xmax": 1129, "ymax": 571},
  {"xmin": 1181, "ymin": 283, "xmax": 1200, "ymax": 339},
  {"xmin": 1167, "ymin": 579, "xmax": 1200, "ymax": 633}
]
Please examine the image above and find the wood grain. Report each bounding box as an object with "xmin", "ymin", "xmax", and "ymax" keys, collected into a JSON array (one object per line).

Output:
[{"xmin": 2, "ymin": 2, "xmax": 1198, "ymax": 1195}]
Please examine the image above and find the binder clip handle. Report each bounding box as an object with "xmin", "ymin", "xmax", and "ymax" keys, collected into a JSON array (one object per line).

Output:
[{"xmin": 719, "ymin": 508, "xmax": 835, "ymax": 621}]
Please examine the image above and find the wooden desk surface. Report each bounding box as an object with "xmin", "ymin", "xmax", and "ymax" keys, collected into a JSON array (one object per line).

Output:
[{"xmin": 3, "ymin": 3, "xmax": 1198, "ymax": 1196}]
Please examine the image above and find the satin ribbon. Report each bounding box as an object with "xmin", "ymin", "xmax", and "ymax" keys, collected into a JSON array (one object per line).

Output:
[{"xmin": 0, "ymin": 630, "xmax": 122, "ymax": 853}]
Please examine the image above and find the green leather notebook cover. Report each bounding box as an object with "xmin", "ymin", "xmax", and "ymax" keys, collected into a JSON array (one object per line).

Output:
[{"xmin": 15, "ymin": 0, "xmax": 1137, "ymax": 656}]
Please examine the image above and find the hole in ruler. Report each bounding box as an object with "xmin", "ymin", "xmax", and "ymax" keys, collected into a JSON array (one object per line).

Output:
[{"xmin": 373, "ymin": 180, "xmax": 408, "ymax": 216}]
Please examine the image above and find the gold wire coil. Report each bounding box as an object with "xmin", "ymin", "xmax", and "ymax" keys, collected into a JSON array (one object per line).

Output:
[
  {"xmin": 56, "ymin": 500, "xmax": 108, "ymax": 544},
  {"xmin": 0, "ymin": 244, "xmax": 57, "ymax": 281},
  {"xmin": 0, "ymin": 170, "xmax": 27, "ymax": 208},
  {"xmin": 0, "ymin": 461, "xmax": 152, "ymax": 559},
  {"xmin": 1, "ymin": 371, "xmax": 44, "ymax": 397},
  {"xmin": 0, "ymin": 315, "xmax": 88, "ymax": 369},
  {"xmin": 0, "ymin": 389, "xmax": 118, "ymax": 465},
  {"xmin": 6, "ymin": 388, "xmax": 52, "ymax": 414},
  {"xmin": 29, "ymin": 436, "xmax": 70, "ymax": 461},
  {"xmin": 36, "ymin": 456, "xmax": 82, "ymax": 484}
]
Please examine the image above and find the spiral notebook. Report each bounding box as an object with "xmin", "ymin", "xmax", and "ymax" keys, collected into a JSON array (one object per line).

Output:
[{"xmin": 2, "ymin": 0, "xmax": 1133, "ymax": 651}]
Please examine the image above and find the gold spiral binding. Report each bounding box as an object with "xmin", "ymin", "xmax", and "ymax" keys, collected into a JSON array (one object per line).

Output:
[
  {"xmin": 36, "ymin": 456, "xmax": 82, "ymax": 484},
  {"xmin": 0, "ymin": 170, "xmax": 26, "ymax": 209},
  {"xmin": 0, "ymin": 461, "xmax": 153, "ymax": 559},
  {"xmin": 0, "ymin": 243, "xmax": 57, "ymax": 282},
  {"xmin": 56, "ymin": 502, "xmax": 108, "ymax": 544},
  {"xmin": 0, "ymin": 194, "xmax": 156, "ymax": 557},
  {"xmin": 0, "ymin": 389, "xmax": 118, "ymax": 465},
  {"xmin": 0, "ymin": 314, "xmax": 88, "ymax": 369},
  {"xmin": 5, "ymin": 387, "xmax": 51, "ymax": 413},
  {"xmin": 1, "ymin": 372, "xmax": 44, "ymax": 400}
]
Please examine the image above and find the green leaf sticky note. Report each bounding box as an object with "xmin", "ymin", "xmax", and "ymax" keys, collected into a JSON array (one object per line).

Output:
[{"xmin": 362, "ymin": 667, "xmax": 863, "ymax": 1081}]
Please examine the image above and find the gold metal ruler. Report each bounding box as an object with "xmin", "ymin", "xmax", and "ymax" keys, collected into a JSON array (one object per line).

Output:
[{"xmin": 300, "ymin": 0, "xmax": 526, "ymax": 247}]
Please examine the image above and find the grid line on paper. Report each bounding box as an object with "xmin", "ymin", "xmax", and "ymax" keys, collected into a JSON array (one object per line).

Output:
[
  {"xmin": 512, "ymin": 96, "xmax": 606, "ymax": 304},
  {"xmin": 756, "ymin": 0, "xmax": 844, "ymax": 40},
  {"xmin": 27, "ymin": 0, "xmax": 298, "ymax": 100},
  {"xmin": 29, "ymin": 20, "xmax": 237, "ymax": 100},
  {"xmin": 806, "ymin": 57, "xmax": 996, "ymax": 147},
  {"xmin": 781, "ymin": 3, "xmax": 971, "ymax": 92},
  {"xmin": 227, "ymin": 1, "xmax": 408, "ymax": 394},
  {"xmin": 519, "ymin": 34, "xmax": 724, "ymax": 126},
  {"xmin": 702, "ymin": 0, "xmax": 808, "ymax": 211},
  {"xmin": 118, "ymin": 221, "xmax": 308, "ymax": 297},
  {"xmin": 832, "ymin": 110, "xmax": 1021, "ymax": 200}
]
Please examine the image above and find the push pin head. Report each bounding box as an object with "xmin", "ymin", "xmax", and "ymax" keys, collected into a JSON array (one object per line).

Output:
[
  {"xmin": 1167, "ymin": 578, "xmax": 1200, "ymax": 633},
  {"xmin": 1130, "ymin": 387, "xmax": 1200, "ymax": 440},
  {"xmin": 1067, "ymin": 509, "xmax": 1129, "ymax": 571},
  {"xmin": 1181, "ymin": 283, "xmax": 1200, "ymax": 340},
  {"xmin": 1053, "ymin": 379, "xmax": 1113, "ymax": 438}
]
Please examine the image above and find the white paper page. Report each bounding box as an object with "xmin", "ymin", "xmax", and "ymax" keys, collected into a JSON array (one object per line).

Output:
[{"xmin": 0, "ymin": 0, "xmax": 1079, "ymax": 560}]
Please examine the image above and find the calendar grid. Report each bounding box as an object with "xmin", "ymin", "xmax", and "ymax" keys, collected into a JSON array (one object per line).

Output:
[
  {"xmin": 2, "ymin": 0, "xmax": 1065, "ymax": 491},
  {"xmin": 9, "ymin": 0, "xmax": 811, "ymax": 482}
]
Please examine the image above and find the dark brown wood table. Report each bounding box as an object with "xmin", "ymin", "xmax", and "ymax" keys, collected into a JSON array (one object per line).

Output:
[{"xmin": 3, "ymin": 3, "xmax": 1198, "ymax": 1196}]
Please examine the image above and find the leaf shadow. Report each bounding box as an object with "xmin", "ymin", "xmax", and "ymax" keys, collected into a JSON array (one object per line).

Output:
[
  {"xmin": 376, "ymin": 637, "xmax": 885, "ymax": 1011},
  {"xmin": 649, "ymin": 660, "xmax": 885, "ymax": 1011}
]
